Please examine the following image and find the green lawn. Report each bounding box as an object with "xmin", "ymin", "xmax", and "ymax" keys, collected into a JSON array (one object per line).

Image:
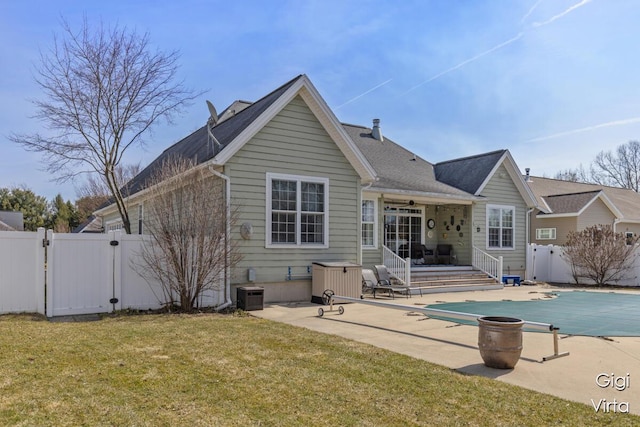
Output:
[{"xmin": 0, "ymin": 312, "xmax": 635, "ymax": 426}]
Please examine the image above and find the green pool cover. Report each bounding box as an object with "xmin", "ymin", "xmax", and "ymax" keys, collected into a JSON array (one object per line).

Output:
[{"xmin": 426, "ymin": 291, "xmax": 640, "ymax": 337}]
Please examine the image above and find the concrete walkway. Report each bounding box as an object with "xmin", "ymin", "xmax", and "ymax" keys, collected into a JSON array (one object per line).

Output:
[{"xmin": 252, "ymin": 285, "xmax": 640, "ymax": 415}]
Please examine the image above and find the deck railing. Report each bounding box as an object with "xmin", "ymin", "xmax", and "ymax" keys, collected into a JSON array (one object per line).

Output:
[
  {"xmin": 382, "ymin": 245, "xmax": 411, "ymax": 286},
  {"xmin": 472, "ymin": 246, "xmax": 503, "ymax": 281}
]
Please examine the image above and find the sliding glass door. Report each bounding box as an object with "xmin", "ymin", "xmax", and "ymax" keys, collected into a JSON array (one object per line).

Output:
[{"xmin": 383, "ymin": 206, "xmax": 423, "ymax": 257}]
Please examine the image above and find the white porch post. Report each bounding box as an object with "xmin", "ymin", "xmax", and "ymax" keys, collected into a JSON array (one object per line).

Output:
[
  {"xmin": 498, "ymin": 255, "xmax": 504, "ymax": 282},
  {"xmin": 405, "ymin": 257, "xmax": 411, "ymax": 286}
]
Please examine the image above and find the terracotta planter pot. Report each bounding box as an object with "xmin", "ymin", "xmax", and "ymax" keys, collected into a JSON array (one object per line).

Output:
[{"xmin": 477, "ymin": 316, "xmax": 524, "ymax": 369}]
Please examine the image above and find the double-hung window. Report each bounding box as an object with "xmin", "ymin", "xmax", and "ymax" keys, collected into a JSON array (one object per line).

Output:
[
  {"xmin": 105, "ymin": 220, "xmax": 124, "ymax": 232},
  {"xmin": 536, "ymin": 228, "xmax": 556, "ymax": 240},
  {"xmin": 267, "ymin": 173, "xmax": 329, "ymax": 248},
  {"xmin": 487, "ymin": 205, "xmax": 514, "ymax": 249},
  {"xmin": 362, "ymin": 199, "xmax": 377, "ymax": 248}
]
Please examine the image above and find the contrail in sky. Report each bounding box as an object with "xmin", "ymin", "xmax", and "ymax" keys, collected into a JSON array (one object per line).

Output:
[
  {"xmin": 400, "ymin": 32, "xmax": 524, "ymax": 96},
  {"xmin": 531, "ymin": 0, "xmax": 592, "ymax": 28},
  {"xmin": 334, "ymin": 79, "xmax": 393, "ymax": 109},
  {"xmin": 335, "ymin": 0, "xmax": 593, "ymax": 106},
  {"xmin": 526, "ymin": 117, "xmax": 640, "ymax": 142},
  {"xmin": 402, "ymin": 0, "xmax": 593, "ymax": 96},
  {"xmin": 521, "ymin": 0, "xmax": 543, "ymax": 24}
]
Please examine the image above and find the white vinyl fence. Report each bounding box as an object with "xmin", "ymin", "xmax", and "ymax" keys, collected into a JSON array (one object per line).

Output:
[
  {"xmin": 0, "ymin": 229, "xmax": 45, "ymax": 314},
  {"xmin": 0, "ymin": 229, "xmax": 225, "ymax": 317},
  {"xmin": 526, "ymin": 244, "xmax": 640, "ymax": 287}
]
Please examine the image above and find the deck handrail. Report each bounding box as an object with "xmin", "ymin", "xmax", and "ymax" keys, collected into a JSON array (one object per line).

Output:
[
  {"xmin": 472, "ymin": 246, "xmax": 503, "ymax": 281},
  {"xmin": 382, "ymin": 245, "xmax": 411, "ymax": 286}
]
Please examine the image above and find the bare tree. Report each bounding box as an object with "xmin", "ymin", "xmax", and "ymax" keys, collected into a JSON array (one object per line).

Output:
[
  {"xmin": 10, "ymin": 18, "xmax": 200, "ymax": 233},
  {"xmin": 562, "ymin": 225, "xmax": 639, "ymax": 286},
  {"xmin": 76, "ymin": 163, "xmax": 141, "ymax": 200},
  {"xmin": 135, "ymin": 157, "xmax": 240, "ymax": 311},
  {"xmin": 553, "ymin": 165, "xmax": 589, "ymax": 182},
  {"xmin": 590, "ymin": 141, "xmax": 640, "ymax": 191}
]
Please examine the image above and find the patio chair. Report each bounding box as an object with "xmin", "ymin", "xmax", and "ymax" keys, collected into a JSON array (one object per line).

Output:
[
  {"xmin": 436, "ymin": 244, "xmax": 454, "ymax": 265},
  {"xmin": 362, "ymin": 269, "xmax": 394, "ymax": 298},
  {"xmin": 373, "ymin": 265, "xmax": 411, "ymax": 298},
  {"xmin": 423, "ymin": 246, "xmax": 436, "ymax": 265},
  {"xmin": 399, "ymin": 244, "xmax": 433, "ymax": 265}
]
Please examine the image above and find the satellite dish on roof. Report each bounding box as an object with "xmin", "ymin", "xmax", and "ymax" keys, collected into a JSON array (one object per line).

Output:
[
  {"xmin": 205, "ymin": 100, "xmax": 221, "ymax": 154},
  {"xmin": 206, "ymin": 100, "xmax": 218, "ymax": 126}
]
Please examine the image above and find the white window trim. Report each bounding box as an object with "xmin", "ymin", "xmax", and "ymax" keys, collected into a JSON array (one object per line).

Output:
[
  {"xmin": 536, "ymin": 227, "xmax": 556, "ymax": 240},
  {"xmin": 265, "ymin": 172, "xmax": 329, "ymax": 249},
  {"xmin": 105, "ymin": 219, "xmax": 124, "ymax": 233},
  {"xmin": 362, "ymin": 199, "xmax": 378, "ymax": 249},
  {"xmin": 486, "ymin": 204, "xmax": 515, "ymax": 250},
  {"xmin": 626, "ymin": 232, "xmax": 635, "ymax": 246}
]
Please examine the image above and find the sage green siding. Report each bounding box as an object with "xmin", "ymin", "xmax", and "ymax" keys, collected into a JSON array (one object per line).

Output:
[
  {"xmin": 472, "ymin": 164, "xmax": 528, "ymax": 276},
  {"xmin": 226, "ymin": 96, "xmax": 361, "ymax": 285},
  {"xmin": 361, "ymin": 195, "xmax": 383, "ymax": 269}
]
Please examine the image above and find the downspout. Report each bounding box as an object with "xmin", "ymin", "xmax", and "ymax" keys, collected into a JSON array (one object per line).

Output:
[
  {"xmin": 208, "ymin": 166, "xmax": 232, "ymax": 311},
  {"xmin": 613, "ymin": 218, "xmax": 622, "ymax": 233}
]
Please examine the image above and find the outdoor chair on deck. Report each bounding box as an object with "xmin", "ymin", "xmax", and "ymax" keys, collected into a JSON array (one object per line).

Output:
[
  {"xmin": 399, "ymin": 244, "xmax": 434, "ymax": 265},
  {"xmin": 373, "ymin": 265, "xmax": 411, "ymax": 298},
  {"xmin": 436, "ymin": 244, "xmax": 454, "ymax": 265}
]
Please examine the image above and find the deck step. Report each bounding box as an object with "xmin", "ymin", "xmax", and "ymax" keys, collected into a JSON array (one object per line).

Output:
[
  {"xmin": 411, "ymin": 278, "xmax": 499, "ymax": 286},
  {"xmin": 408, "ymin": 267, "xmax": 502, "ymax": 295},
  {"xmin": 409, "ymin": 282, "xmax": 504, "ymax": 295}
]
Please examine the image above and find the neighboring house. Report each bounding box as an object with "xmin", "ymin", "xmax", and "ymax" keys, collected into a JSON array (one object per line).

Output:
[
  {"xmin": 72, "ymin": 215, "xmax": 103, "ymax": 233},
  {"xmin": 0, "ymin": 211, "xmax": 24, "ymax": 231},
  {"xmin": 526, "ymin": 175, "xmax": 640, "ymax": 245},
  {"xmin": 95, "ymin": 74, "xmax": 536, "ymax": 303}
]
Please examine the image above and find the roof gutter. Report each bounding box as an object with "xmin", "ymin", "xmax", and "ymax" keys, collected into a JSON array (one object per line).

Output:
[
  {"xmin": 208, "ymin": 165, "xmax": 232, "ymax": 311},
  {"xmin": 372, "ymin": 188, "xmax": 481, "ymax": 204}
]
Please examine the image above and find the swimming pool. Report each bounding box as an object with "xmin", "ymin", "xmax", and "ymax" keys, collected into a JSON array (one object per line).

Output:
[{"xmin": 426, "ymin": 290, "xmax": 640, "ymax": 337}]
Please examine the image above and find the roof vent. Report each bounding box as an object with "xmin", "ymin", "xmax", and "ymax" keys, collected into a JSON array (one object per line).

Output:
[
  {"xmin": 525, "ymin": 168, "xmax": 531, "ymax": 182},
  {"xmin": 371, "ymin": 118, "xmax": 383, "ymax": 141}
]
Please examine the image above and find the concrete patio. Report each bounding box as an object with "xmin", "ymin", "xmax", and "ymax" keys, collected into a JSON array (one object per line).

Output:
[{"xmin": 251, "ymin": 285, "xmax": 640, "ymax": 415}]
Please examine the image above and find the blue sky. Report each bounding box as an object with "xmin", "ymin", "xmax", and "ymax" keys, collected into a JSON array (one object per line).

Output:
[{"xmin": 2, "ymin": 0, "xmax": 639, "ymax": 202}]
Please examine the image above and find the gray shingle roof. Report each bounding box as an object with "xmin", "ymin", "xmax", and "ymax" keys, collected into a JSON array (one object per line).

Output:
[
  {"xmin": 434, "ymin": 150, "xmax": 507, "ymax": 195},
  {"xmin": 527, "ymin": 176, "xmax": 640, "ymax": 220},
  {"xmin": 72, "ymin": 215, "xmax": 103, "ymax": 233},
  {"xmin": 114, "ymin": 75, "xmax": 510, "ymax": 205},
  {"xmin": 542, "ymin": 191, "xmax": 601, "ymax": 214},
  {"xmin": 343, "ymin": 123, "xmax": 477, "ymax": 199},
  {"xmin": 123, "ymin": 75, "xmax": 304, "ymax": 196}
]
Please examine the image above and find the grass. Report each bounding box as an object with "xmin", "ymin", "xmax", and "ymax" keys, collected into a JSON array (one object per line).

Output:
[{"xmin": 0, "ymin": 312, "xmax": 636, "ymax": 426}]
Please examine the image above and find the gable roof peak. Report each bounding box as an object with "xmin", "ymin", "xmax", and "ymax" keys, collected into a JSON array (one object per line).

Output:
[{"xmin": 436, "ymin": 149, "xmax": 507, "ymax": 166}]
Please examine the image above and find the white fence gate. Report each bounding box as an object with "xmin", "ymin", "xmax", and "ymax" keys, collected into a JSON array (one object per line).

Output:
[
  {"xmin": 0, "ymin": 229, "xmax": 45, "ymax": 314},
  {"xmin": 0, "ymin": 228, "xmax": 225, "ymax": 317},
  {"xmin": 46, "ymin": 230, "xmax": 116, "ymax": 317}
]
